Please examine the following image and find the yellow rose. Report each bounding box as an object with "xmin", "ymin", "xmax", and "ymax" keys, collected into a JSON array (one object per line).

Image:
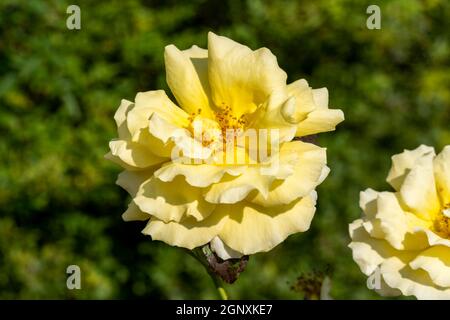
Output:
[
  {"xmin": 106, "ymin": 32, "xmax": 344, "ymax": 259},
  {"xmin": 349, "ymin": 145, "xmax": 450, "ymax": 299}
]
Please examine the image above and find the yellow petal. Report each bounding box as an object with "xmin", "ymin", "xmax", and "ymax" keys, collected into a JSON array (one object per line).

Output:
[
  {"xmin": 218, "ymin": 192, "xmax": 317, "ymax": 255},
  {"xmin": 142, "ymin": 211, "xmax": 228, "ymax": 250},
  {"xmin": 154, "ymin": 162, "xmax": 244, "ymax": 188},
  {"xmin": 410, "ymin": 246, "xmax": 450, "ymax": 287},
  {"xmin": 250, "ymin": 141, "xmax": 328, "ymax": 206},
  {"xmin": 204, "ymin": 167, "xmax": 275, "ymax": 204},
  {"xmin": 164, "ymin": 45, "xmax": 213, "ymax": 117},
  {"xmin": 386, "ymin": 145, "xmax": 435, "ymax": 190},
  {"xmin": 434, "ymin": 146, "xmax": 450, "ymax": 205},
  {"xmin": 398, "ymin": 152, "xmax": 440, "ymax": 219},
  {"xmin": 359, "ymin": 188, "xmax": 379, "ymax": 218},
  {"xmin": 108, "ymin": 140, "xmax": 165, "ymax": 169},
  {"xmin": 122, "ymin": 201, "xmax": 150, "ymax": 222},
  {"xmin": 381, "ymin": 255, "xmax": 450, "ymax": 300},
  {"xmin": 210, "ymin": 236, "xmax": 243, "ymax": 260},
  {"xmin": 295, "ymin": 109, "xmax": 344, "ymax": 137},
  {"xmin": 116, "ymin": 169, "xmax": 154, "ymax": 197},
  {"xmin": 207, "ymin": 32, "xmax": 287, "ymax": 117},
  {"xmin": 349, "ymin": 219, "xmax": 390, "ymax": 275},
  {"xmin": 285, "ymin": 79, "xmax": 317, "ymax": 122},
  {"xmin": 114, "ymin": 99, "xmax": 134, "ymax": 139},
  {"xmin": 127, "ymin": 90, "xmax": 188, "ymax": 136},
  {"xmin": 134, "ymin": 176, "xmax": 215, "ymax": 223}
]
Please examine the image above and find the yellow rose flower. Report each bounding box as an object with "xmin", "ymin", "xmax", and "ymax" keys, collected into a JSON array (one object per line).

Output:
[
  {"xmin": 349, "ymin": 145, "xmax": 450, "ymax": 299},
  {"xmin": 106, "ymin": 32, "xmax": 344, "ymax": 259}
]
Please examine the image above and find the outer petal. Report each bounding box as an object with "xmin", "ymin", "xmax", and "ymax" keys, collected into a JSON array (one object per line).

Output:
[
  {"xmin": 142, "ymin": 210, "xmax": 228, "ymax": 250},
  {"xmin": 122, "ymin": 201, "xmax": 150, "ymax": 222},
  {"xmin": 207, "ymin": 32, "xmax": 287, "ymax": 117},
  {"xmin": 250, "ymin": 141, "xmax": 328, "ymax": 206},
  {"xmin": 107, "ymin": 140, "xmax": 165, "ymax": 170},
  {"xmin": 295, "ymin": 109, "xmax": 344, "ymax": 137},
  {"xmin": 114, "ymin": 99, "xmax": 134, "ymax": 139},
  {"xmin": 134, "ymin": 176, "xmax": 215, "ymax": 223},
  {"xmin": 116, "ymin": 169, "xmax": 153, "ymax": 195},
  {"xmin": 386, "ymin": 145, "xmax": 435, "ymax": 191},
  {"xmin": 164, "ymin": 45, "xmax": 213, "ymax": 117},
  {"xmin": 434, "ymin": 146, "xmax": 450, "ymax": 206},
  {"xmin": 218, "ymin": 192, "xmax": 317, "ymax": 255}
]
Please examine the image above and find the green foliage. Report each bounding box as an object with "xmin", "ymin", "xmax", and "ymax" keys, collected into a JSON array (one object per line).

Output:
[{"xmin": 0, "ymin": 0, "xmax": 448, "ymax": 299}]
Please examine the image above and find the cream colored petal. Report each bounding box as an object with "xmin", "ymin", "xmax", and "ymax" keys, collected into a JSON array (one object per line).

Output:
[
  {"xmin": 295, "ymin": 109, "xmax": 344, "ymax": 137},
  {"xmin": 372, "ymin": 192, "xmax": 409, "ymax": 250},
  {"xmin": 218, "ymin": 192, "xmax": 317, "ymax": 255},
  {"xmin": 410, "ymin": 246, "xmax": 450, "ymax": 287},
  {"xmin": 164, "ymin": 45, "xmax": 213, "ymax": 117},
  {"xmin": 154, "ymin": 162, "xmax": 244, "ymax": 188},
  {"xmin": 122, "ymin": 201, "xmax": 150, "ymax": 222},
  {"xmin": 142, "ymin": 210, "xmax": 228, "ymax": 250},
  {"xmin": 127, "ymin": 90, "xmax": 189, "ymax": 137},
  {"xmin": 387, "ymin": 145, "xmax": 435, "ymax": 191},
  {"xmin": 108, "ymin": 140, "xmax": 165, "ymax": 169},
  {"xmin": 250, "ymin": 141, "xmax": 328, "ymax": 206},
  {"xmin": 359, "ymin": 188, "xmax": 379, "ymax": 218},
  {"xmin": 348, "ymin": 219, "xmax": 387, "ymax": 275},
  {"xmin": 434, "ymin": 146, "xmax": 450, "ymax": 205},
  {"xmin": 114, "ymin": 99, "xmax": 134, "ymax": 139},
  {"xmin": 207, "ymin": 32, "xmax": 287, "ymax": 117},
  {"xmin": 210, "ymin": 236, "xmax": 243, "ymax": 260},
  {"xmin": 133, "ymin": 176, "xmax": 215, "ymax": 223},
  {"xmin": 381, "ymin": 255, "xmax": 450, "ymax": 300},
  {"xmin": 398, "ymin": 152, "xmax": 440, "ymax": 219}
]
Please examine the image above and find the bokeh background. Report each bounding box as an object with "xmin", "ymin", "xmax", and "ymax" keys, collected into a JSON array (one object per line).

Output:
[{"xmin": 0, "ymin": 0, "xmax": 449, "ymax": 299}]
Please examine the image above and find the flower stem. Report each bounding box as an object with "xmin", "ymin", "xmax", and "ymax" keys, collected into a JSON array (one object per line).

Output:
[
  {"xmin": 210, "ymin": 271, "xmax": 229, "ymax": 300},
  {"xmin": 185, "ymin": 247, "xmax": 229, "ymax": 300}
]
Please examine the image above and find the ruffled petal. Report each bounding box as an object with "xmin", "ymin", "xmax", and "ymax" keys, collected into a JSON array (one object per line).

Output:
[
  {"xmin": 250, "ymin": 141, "xmax": 328, "ymax": 206},
  {"xmin": 134, "ymin": 176, "xmax": 215, "ymax": 223},
  {"xmin": 218, "ymin": 192, "xmax": 317, "ymax": 255},
  {"xmin": 164, "ymin": 45, "xmax": 214, "ymax": 117},
  {"xmin": 386, "ymin": 145, "xmax": 435, "ymax": 191},
  {"xmin": 410, "ymin": 246, "xmax": 450, "ymax": 287},
  {"xmin": 142, "ymin": 210, "xmax": 228, "ymax": 250},
  {"xmin": 207, "ymin": 32, "xmax": 287, "ymax": 118}
]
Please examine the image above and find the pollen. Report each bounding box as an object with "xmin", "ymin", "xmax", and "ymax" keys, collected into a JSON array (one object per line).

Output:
[
  {"xmin": 214, "ymin": 105, "xmax": 248, "ymax": 139},
  {"xmin": 434, "ymin": 205, "xmax": 450, "ymax": 239}
]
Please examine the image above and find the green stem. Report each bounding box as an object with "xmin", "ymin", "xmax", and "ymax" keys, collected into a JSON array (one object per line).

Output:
[
  {"xmin": 185, "ymin": 247, "xmax": 229, "ymax": 300},
  {"xmin": 210, "ymin": 271, "xmax": 229, "ymax": 300}
]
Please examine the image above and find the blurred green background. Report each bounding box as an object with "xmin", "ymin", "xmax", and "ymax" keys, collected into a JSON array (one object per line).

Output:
[{"xmin": 0, "ymin": 0, "xmax": 449, "ymax": 299}]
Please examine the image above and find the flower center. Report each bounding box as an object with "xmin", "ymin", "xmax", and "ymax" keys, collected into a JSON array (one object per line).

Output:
[
  {"xmin": 214, "ymin": 105, "xmax": 248, "ymax": 138},
  {"xmin": 434, "ymin": 205, "xmax": 450, "ymax": 239}
]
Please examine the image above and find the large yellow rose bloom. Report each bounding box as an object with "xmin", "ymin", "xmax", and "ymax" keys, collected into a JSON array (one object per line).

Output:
[
  {"xmin": 349, "ymin": 145, "xmax": 450, "ymax": 299},
  {"xmin": 106, "ymin": 32, "xmax": 344, "ymax": 259}
]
